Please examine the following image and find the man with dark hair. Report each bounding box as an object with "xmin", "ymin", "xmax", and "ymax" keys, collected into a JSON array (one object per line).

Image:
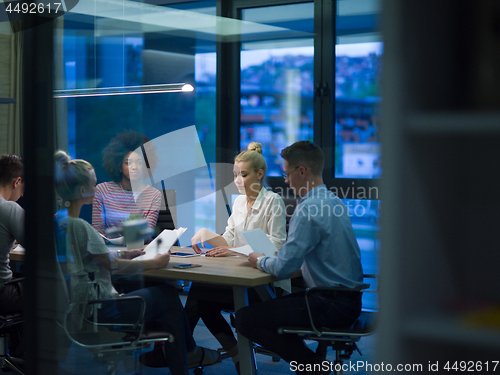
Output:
[
  {"xmin": 0, "ymin": 154, "xmax": 25, "ymax": 315},
  {"xmin": 234, "ymin": 141, "xmax": 364, "ymax": 375}
]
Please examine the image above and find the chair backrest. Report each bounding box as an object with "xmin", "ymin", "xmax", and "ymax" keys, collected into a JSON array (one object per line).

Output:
[
  {"xmin": 155, "ymin": 189, "xmax": 177, "ymax": 234},
  {"xmin": 281, "ymin": 196, "xmax": 300, "ymax": 234}
]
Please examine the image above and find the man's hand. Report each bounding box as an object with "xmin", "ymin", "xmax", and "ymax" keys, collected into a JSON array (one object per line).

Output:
[{"xmin": 248, "ymin": 252, "xmax": 265, "ymax": 268}]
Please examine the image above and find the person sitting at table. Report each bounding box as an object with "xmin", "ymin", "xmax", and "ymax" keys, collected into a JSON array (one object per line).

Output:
[
  {"xmin": 234, "ymin": 141, "xmax": 365, "ymax": 375},
  {"xmin": 92, "ymin": 131, "xmax": 161, "ymax": 238},
  {"xmin": 0, "ymin": 154, "xmax": 25, "ymax": 316},
  {"xmin": 181, "ymin": 142, "xmax": 286, "ymax": 374},
  {"xmin": 54, "ymin": 150, "xmax": 220, "ymax": 375}
]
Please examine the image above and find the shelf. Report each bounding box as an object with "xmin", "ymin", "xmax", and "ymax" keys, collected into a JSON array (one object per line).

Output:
[
  {"xmin": 406, "ymin": 112, "xmax": 500, "ymax": 135},
  {"xmin": 402, "ymin": 315, "xmax": 500, "ymax": 349},
  {"xmin": 0, "ymin": 98, "xmax": 16, "ymax": 104}
]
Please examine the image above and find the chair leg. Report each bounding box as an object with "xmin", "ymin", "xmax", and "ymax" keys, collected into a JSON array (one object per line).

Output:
[
  {"xmin": 4, "ymin": 357, "xmax": 25, "ymax": 375},
  {"xmin": 333, "ymin": 351, "xmax": 343, "ymax": 375},
  {"xmin": 1, "ymin": 332, "xmax": 24, "ymax": 375},
  {"xmin": 316, "ymin": 341, "xmax": 328, "ymax": 359}
]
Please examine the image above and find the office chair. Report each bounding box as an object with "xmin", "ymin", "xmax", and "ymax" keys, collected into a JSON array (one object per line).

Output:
[
  {"xmin": 54, "ymin": 245, "xmax": 173, "ymax": 375},
  {"xmin": 155, "ymin": 188, "xmax": 177, "ymax": 233},
  {"xmin": 281, "ymin": 196, "xmax": 300, "ymax": 234},
  {"xmin": 62, "ymin": 295, "xmax": 174, "ymax": 374},
  {"xmin": 277, "ymin": 275, "xmax": 378, "ymax": 375},
  {"xmin": 0, "ymin": 278, "xmax": 25, "ymax": 375}
]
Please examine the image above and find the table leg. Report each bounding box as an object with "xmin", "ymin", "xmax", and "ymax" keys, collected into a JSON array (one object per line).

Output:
[
  {"xmin": 233, "ymin": 285, "xmax": 257, "ymax": 375},
  {"xmin": 254, "ymin": 284, "xmax": 275, "ymax": 302}
]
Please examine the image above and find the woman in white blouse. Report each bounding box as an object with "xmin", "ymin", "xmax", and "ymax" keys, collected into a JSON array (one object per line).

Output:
[
  {"xmin": 191, "ymin": 142, "xmax": 286, "ymax": 256},
  {"xmin": 186, "ymin": 142, "xmax": 286, "ymax": 374}
]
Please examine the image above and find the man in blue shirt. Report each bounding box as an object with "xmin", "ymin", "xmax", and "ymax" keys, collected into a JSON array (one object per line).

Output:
[{"xmin": 235, "ymin": 141, "xmax": 364, "ymax": 375}]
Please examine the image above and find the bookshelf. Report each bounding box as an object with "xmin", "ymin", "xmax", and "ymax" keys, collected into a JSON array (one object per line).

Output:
[
  {"xmin": 0, "ymin": 98, "xmax": 16, "ymax": 104},
  {"xmin": 379, "ymin": 0, "xmax": 500, "ymax": 366}
]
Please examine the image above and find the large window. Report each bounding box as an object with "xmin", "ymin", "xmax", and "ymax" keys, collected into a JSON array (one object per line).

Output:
[
  {"xmin": 239, "ymin": 3, "xmax": 314, "ymax": 176},
  {"xmin": 335, "ymin": 0, "xmax": 382, "ymax": 281},
  {"xmin": 224, "ymin": 0, "xmax": 382, "ymax": 277},
  {"xmin": 335, "ymin": 0, "xmax": 382, "ymax": 179}
]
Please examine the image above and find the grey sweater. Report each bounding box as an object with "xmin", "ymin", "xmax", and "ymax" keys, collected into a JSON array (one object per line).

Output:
[{"xmin": 0, "ymin": 196, "xmax": 24, "ymax": 288}]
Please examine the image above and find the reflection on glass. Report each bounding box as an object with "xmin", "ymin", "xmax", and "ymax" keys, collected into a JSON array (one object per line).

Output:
[
  {"xmin": 341, "ymin": 198, "xmax": 380, "ymax": 310},
  {"xmin": 55, "ymin": 2, "xmax": 218, "ymax": 244},
  {"xmin": 240, "ymin": 3, "xmax": 314, "ymax": 177}
]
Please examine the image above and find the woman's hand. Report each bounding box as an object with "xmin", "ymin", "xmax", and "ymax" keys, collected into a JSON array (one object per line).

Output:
[
  {"xmin": 205, "ymin": 246, "xmax": 236, "ymax": 257},
  {"xmin": 191, "ymin": 228, "xmax": 213, "ymax": 253},
  {"xmin": 124, "ymin": 249, "xmax": 145, "ymax": 259},
  {"xmin": 152, "ymin": 252, "xmax": 171, "ymax": 269}
]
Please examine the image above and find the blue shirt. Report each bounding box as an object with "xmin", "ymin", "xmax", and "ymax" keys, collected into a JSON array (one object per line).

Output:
[{"xmin": 261, "ymin": 185, "xmax": 364, "ymax": 289}]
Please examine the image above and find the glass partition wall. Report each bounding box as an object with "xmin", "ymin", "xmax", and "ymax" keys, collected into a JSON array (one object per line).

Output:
[
  {"xmin": 54, "ymin": 1, "xmax": 219, "ymax": 241},
  {"xmin": 37, "ymin": 1, "xmax": 223, "ymax": 372},
  {"xmin": 21, "ymin": 0, "xmax": 382, "ymax": 372}
]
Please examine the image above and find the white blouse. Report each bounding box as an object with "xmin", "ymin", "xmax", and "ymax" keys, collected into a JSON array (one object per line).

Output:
[{"xmin": 222, "ymin": 187, "xmax": 286, "ymax": 249}]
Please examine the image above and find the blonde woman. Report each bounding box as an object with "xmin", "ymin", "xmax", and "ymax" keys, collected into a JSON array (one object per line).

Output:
[
  {"xmin": 191, "ymin": 142, "xmax": 286, "ymax": 256},
  {"xmin": 54, "ymin": 151, "xmax": 219, "ymax": 375},
  {"xmin": 184, "ymin": 142, "xmax": 286, "ymax": 374}
]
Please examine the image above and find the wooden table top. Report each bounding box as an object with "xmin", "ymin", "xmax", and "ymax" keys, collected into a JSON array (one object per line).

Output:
[
  {"xmin": 9, "ymin": 245, "xmax": 297, "ymax": 288},
  {"xmin": 143, "ymin": 246, "xmax": 283, "ymax": 287},
  {"xmin": 9, "ymin": 247, "xmax": 25, "ymax": 262}
]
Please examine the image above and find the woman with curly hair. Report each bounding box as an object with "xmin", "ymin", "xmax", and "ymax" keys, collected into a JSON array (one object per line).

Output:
[{"xmin": 92, "ymin": 131, "xmax": 161, "ymax": 236}]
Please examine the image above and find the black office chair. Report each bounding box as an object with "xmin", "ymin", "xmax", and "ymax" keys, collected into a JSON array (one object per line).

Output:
[
  {"xmin": 155, "ymin": 188, "xmax": 177, "ymax": 234},
  {"xmin": 277, "ymin": 275, "xmax": 378, "ymax": 375},
  {"xmin": 0, "ymin": 278, "xmax": 25, "ymax": 375},
  {"xmin": 281, "ymin": 196, "xmax": 301, "ymax": 234}
]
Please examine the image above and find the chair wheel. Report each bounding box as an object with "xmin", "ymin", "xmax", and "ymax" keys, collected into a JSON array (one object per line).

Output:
[{"xmin": 193, "ymin": 367, "xmax": 204, "ymax": 375}]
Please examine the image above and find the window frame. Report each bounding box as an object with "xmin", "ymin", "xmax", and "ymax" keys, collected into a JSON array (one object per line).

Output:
[{"xmin": 216, "ymin": 0, "xmax": 380, "ymax": 200}]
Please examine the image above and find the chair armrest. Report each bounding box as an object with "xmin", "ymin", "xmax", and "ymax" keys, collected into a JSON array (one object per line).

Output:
[
  {"xmin": 306, "ymin": 284, "xmax": 370, "ymax": 295},
  {"xmin": 4, "ymin": 277, "xmax": 25, "ymax": 285},
  {"xmin": 86, "ymin": 295, "xmax": 146, "ymax": 329},
  {"xmin": 64, "ymin": 295, "xmax": 148, "ymax": 348}
]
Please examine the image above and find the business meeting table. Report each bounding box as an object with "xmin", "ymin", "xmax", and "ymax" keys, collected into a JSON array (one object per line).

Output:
[
  {"xmin": 143, "ymin": 246, "xmax": 288, "ymax": 375},
  {"xmin": 10, "ymin": 244, "xmax": 293, "ymax": 375}
]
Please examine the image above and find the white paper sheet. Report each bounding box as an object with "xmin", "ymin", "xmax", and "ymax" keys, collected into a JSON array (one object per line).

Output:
[
  {"xmin": 240, "ymin": 228, "xmax": 291, "ymax": 292},
  {"xmin": 134, "ymin": 227, "xmax": 187, "ymax": 261},
  {"xmin": 241, "ymin": 228, "xmax": 277, "ymax": 257},
  {"xmin": 228, "ymin": 244, "xmax": 253, "ymax": 256},
  {"xmin": 13, "ymin": 244, "xmax": 25, "ymax": 252}
]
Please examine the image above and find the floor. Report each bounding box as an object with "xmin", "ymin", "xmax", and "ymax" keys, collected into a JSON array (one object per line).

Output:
[
  {"xmin": 3, "ymin": 294, "xmax": 377, "ymax": 375},
  {"xmin": 58, "ymin": 317, "xmax": 377, "ymax": 375}
]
